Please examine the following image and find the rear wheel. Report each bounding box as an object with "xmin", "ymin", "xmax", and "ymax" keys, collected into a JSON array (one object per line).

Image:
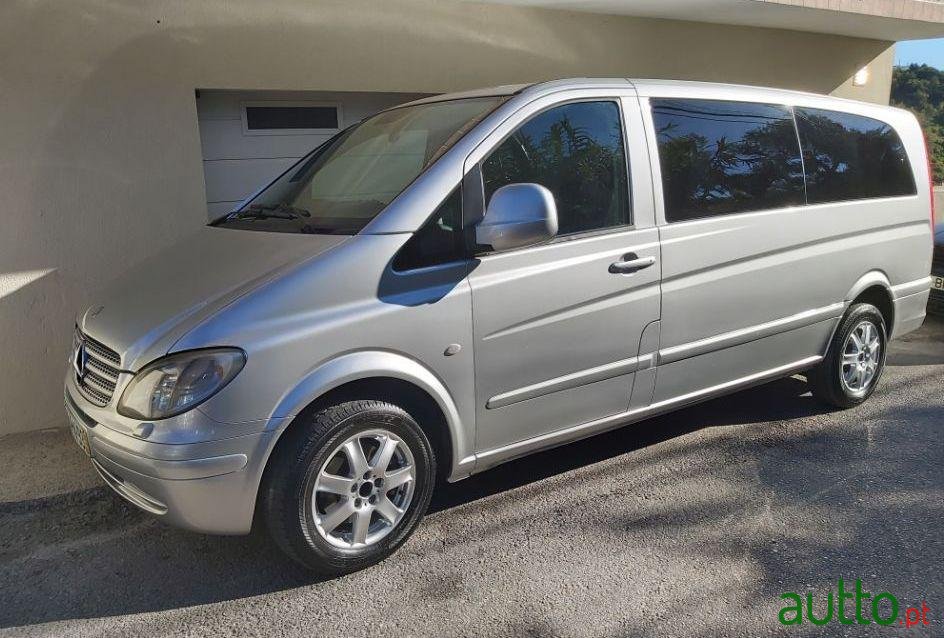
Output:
[
  {"xmin": 808, "ymin": 303, "xmax": 887, "ymax": 408},
  {"xmin": 262, "ymin": 400, "xmax": 435, "ymax": 576}
]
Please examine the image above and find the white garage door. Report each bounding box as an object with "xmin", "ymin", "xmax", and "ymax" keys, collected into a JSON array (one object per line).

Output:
[{"xmin": 196, "ymin": 89, "xmax": 428, "ymax": 217}]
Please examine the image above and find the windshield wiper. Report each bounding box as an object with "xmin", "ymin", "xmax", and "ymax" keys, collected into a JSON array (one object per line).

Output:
[{"xmin": 231, "ymin": 203, "xmax": 312, "ymax": 221}]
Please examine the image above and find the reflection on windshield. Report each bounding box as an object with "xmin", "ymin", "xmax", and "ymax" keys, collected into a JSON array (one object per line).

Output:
[{"xmin": 212, "ymin": 96, "xmax": 505, "ymax": 235}]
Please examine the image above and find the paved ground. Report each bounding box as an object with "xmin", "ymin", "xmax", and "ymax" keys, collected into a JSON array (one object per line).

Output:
[{"xmin": 1, "ymin": 317, "xmax": 942, "ymax": 638}]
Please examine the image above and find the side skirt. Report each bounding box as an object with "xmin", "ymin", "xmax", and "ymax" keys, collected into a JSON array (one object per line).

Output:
[{"xmin": 469, "ymin": 355, "xmax": 822, "ymax": 474}]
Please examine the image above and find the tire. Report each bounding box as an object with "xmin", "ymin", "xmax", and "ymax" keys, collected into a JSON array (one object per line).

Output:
[
  {"xmin": 808, "ymin": 303, "xmax": 888, "ymax": 408},
  {"xmin": 261, "ymin": 400, "xmax": 436, "ymax": 576}
]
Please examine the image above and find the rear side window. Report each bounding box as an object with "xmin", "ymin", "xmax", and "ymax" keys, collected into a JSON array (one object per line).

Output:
[
  {"xmin": 652, "ymin": 99, "xmax": 805, "ymax": 222},
  {"xmin": 795, "ymin": 107, "xmax": 916, "ymax": 204},
  {"xmin": 482, "ymin": 101, "xmax": 630, "ymax": 236}
]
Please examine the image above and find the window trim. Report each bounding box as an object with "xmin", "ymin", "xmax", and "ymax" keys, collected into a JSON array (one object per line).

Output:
[
  {"xmin": 654, "ymin": 192, "xmax": 920, "ymax": 230},
  {"xmin": 469, "ymin": 97, "xmax": 635, "ymax": 256},
  {"xmin": 790, "ymin": 105, "xmax": 810, "ymax": 206},
  {"xmin": 240, "ymin": 100, "xmax": 342, "ymax": 137}
]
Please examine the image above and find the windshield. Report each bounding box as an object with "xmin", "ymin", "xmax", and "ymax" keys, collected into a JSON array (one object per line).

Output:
[{"xmin": 212, "ymin": 96, "xmax": 505, "ymax": 235}]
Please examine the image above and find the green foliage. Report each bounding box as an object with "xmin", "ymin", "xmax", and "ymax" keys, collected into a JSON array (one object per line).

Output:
[
  {"xmin": 655, "ymin": 117, "xmax": 802, "ymax": 216},
  {"xmin": 483, "ymin": 111, "xmax": 627, "ymax": 233},
  {"xmin": 891, "ymin": 63, "xmax": 944, "ymax": 183}
]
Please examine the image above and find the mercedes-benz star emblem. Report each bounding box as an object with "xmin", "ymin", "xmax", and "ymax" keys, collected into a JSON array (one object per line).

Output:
[{"xmin": 73, "ymin": 340, "xmax": 88, "ymax": 378}]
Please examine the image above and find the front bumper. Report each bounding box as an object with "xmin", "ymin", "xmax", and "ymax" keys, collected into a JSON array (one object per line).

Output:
[{"xmin": 64, "ymin": 375, "xmax": 285, "ymax": 535}]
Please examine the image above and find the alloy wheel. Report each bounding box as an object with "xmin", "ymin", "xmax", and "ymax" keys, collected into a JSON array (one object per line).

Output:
[
  {"xmin": 840, "ymin": 319, "xmax": 882, "ymax": 396},
  {"xmin": 311, "ymin": 429, "xmax": 416, "ymax": 549}
]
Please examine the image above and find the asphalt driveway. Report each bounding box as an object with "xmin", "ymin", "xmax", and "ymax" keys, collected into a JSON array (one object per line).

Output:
[{"xmin": 1, "ymin": 318, "xmax": 942, "ymax": 637}]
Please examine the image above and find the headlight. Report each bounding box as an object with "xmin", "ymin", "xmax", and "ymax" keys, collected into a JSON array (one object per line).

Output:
[{"xmin": 117, "ymin": 348, "xmax": 246, "ymax": 420}]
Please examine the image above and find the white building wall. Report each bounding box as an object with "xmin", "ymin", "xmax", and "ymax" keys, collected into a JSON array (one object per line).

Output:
[{"xmin": 0, "ymin": 0, "xmax": 897, "ymax": 435}]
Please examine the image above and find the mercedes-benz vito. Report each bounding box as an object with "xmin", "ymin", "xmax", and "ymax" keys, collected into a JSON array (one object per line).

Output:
[{"xmin": 65, "ymin": 79, "xmax": 934, "ymax": 575}]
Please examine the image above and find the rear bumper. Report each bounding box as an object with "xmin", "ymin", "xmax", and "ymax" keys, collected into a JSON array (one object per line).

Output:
[
  {"xmin": 891, "ymin": 277, "xmax": 931, "ymax": 339},
  {"xmin": 65, "ymin": 378, "xmax": 284, "ymax": 535}
]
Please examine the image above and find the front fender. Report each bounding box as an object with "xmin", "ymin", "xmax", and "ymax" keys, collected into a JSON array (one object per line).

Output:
[{"xmin": 267, "ymin": 350, "xmax": 474, "ymax": 481}]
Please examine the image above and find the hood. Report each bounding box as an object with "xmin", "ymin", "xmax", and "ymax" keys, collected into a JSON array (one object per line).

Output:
[{"xmin": 79, "ymin": 226, "xmax": 347, "ymax": 370}]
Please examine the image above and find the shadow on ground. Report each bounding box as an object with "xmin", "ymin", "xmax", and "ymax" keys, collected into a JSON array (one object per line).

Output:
[{"xmin": 0, "ymin": 374, "xmax": 824, "ymax": 628}]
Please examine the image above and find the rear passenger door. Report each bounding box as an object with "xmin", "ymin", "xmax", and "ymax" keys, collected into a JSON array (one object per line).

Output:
[
  {"xmin": 645, "ymin": 97, "xmax": 830, "ymax": 404},
  {"xmin": 467, "ymin": 93, "xmax": 661, "ymax": 454},
  {"xmin": 645, "ymin": 96, "xmax": 921, "ymax": 406}
]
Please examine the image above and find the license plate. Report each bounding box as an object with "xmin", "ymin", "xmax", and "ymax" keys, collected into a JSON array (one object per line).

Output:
[
  {"xmin": 67, "ymin": 408, "xmax": 91, "ymax": 457},
  {"xmin": 933, "ymin": 276, "xmax": 944, "ymax": 291}
]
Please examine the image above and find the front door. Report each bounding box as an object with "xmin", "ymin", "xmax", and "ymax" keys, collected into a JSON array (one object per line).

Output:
[{"xmin": 466, "ymin": 96, "xmax": 661, "ymax": 454}]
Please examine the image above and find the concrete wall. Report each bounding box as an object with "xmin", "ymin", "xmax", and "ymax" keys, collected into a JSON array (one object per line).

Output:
[
  {"xmin": 831, "ymin": 43, "xmax": 895, "ymax": 104},
  {"xmin": 0, "ymin": 0, "xmax": 895, "ymax": 435}
]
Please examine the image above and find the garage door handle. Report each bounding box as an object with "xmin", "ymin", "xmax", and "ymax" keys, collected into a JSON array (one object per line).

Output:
[{"xmin": 609, "ymin": 254, "xmax": 656, "ymax": 274}]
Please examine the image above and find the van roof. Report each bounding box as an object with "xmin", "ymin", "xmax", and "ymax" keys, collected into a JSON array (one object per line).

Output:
[{"xmin": 401, "ymin": 77, "xmax": 908, "ymax": 115}]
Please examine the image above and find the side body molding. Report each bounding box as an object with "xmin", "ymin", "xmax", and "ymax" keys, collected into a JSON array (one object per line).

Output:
[{"xmin": 266, "ymin": 350, "xmax": 472, "ymax": 481}]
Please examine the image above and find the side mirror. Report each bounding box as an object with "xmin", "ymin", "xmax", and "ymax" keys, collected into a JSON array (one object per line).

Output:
[{"xmin": 475, "ymin": 183, "xmax": 558, "ymax": 251}]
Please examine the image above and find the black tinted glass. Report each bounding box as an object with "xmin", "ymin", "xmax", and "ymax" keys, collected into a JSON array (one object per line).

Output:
[
  {"xmin": 482, "ymin": 101, "xmax": 629, "ymax": 236},
  {"xmin": 393, "ymin": 188, "xmax": 465, "ymax": 271},
  {"xmin": 246, "ymin": 106, "xmax": 339, "ymax": 130},
  {"xmin": 795, "ymin": 107, "xmax": 916, "ymax": 203},
  {"xmin": 652, "ymin": 99, "xmax": 805, "ymax": 222}
]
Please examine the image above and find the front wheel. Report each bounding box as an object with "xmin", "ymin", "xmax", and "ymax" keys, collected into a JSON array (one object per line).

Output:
[
  {"xmin": 808, "ymin": 303, "xmax": 888, "ymax": 408},
  {"xmin": 261, "ymin": 400, "xmax": 435, "ymax": 576}
]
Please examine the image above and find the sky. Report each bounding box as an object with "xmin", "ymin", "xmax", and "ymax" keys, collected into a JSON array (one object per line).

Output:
[{"xmin": 895, "ymin": 38, "xmax": 944, "ymax": 69}]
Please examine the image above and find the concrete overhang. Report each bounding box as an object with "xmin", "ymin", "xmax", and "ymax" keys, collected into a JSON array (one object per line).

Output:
[{"xmin": 482, "ymin": 0, "xmax": 944, "ymax": 40}]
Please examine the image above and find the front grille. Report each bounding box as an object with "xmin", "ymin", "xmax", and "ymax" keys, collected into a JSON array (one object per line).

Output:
[
  {"xmin": 74, "ymin": 330, "xmax": 122, "ymax": 406},
  {"xmin": 84, "ymin": 337, "xmax": 121, "ymax": 367}
]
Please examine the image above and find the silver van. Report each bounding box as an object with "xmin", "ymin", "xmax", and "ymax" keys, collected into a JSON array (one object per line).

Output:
[{"xmin": 65, "ymin": 79, "xmax": 934, "ymax": 574}]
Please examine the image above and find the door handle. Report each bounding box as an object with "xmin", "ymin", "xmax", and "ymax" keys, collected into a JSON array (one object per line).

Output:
[{"xmin": 609, "ymin": 253, "xmax": 656, "ymax": 274}]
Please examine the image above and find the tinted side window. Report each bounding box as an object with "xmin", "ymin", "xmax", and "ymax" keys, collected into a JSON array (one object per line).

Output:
[
  {"xmin": 652, "ymin": 99, "xmax": 805, "ymax": 222},
  {"xmin": 482, "ymin": 101, "xmax": 629, "ymax": 236},
  {"xmin": 393, "ymin": 188, "xmax": 465, "ymax": 271},
  {"xmin": 795, "ymin": 108, "xmax": 916, "ymax": 203}
]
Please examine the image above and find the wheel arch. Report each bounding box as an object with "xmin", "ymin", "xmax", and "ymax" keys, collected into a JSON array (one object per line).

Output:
[
  {"xmin": 843, "ymin": 271, "xmax": 895, "ymax": 336},
  {"xmin": 262, "ymin": 351, "xmax": 472, "ymax": 484}
]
